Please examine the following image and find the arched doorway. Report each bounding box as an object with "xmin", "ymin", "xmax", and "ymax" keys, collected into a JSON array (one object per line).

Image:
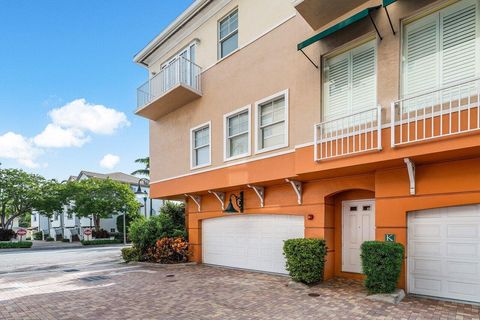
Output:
[{"xmin": 325, "ymin": 189, "xmax": 375, "ymax": 279}]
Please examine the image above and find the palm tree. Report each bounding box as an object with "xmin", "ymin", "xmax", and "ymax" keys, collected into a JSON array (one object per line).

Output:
[{"xmin": 131, "ymin": 157, "xmax": 150, "ymax": 176}]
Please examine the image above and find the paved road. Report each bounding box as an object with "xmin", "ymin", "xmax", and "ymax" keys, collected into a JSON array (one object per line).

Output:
[{"xmin": 0, "ymin": 246, "xmax": 123, "ymax": 274}]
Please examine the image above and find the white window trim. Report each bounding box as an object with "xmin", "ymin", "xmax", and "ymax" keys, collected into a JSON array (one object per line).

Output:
[
  {"xmin": 254, "ymin": 89, "xmax": 289, "ymax": 154},
  {"xmin": 190, "ymin": 121, "xmax": 212, "ymax": 170},
  {"xmin": 321, "ymin": 36, "xmax": 377, "ymax": 121},
  {"xmin": 223, "ymin": 105, "xmax": 251, "ymax": 162},
  {"xmin": 399, "ymin": 0, "xmax": 480, "ymax": 98},
  {"xmin": 218, "ymin": 7, "xmax": 239, "ymax": 60}
]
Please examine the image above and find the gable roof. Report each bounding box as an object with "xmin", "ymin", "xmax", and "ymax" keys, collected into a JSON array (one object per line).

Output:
[{"xmin": 77, "ymin": 171, "xmax": 148, "ymax": 186}]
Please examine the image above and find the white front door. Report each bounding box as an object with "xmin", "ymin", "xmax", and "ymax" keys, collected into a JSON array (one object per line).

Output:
[
  {"xmin": 342, "ymin": 199, "xmax": 376, "ymax": 273},
  {"xmin": 202, "ymin": 214, "xmax": 304, "ymax": 274},
  {"xmin": 408, "ymin": 205, "xmax": 480, "ymax": 303}
]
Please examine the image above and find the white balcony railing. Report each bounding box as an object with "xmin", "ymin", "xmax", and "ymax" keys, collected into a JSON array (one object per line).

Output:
[
  {"xmin": 314, "ymin": 106, "xmax": 382, "ymax": 161},
  {"xmin": 391, "ymin": 78, "xmax": 480, "ymax": 147},
  {"xmin": 137, "ymin": 56, "xmax": 202, "ymax": 110}
]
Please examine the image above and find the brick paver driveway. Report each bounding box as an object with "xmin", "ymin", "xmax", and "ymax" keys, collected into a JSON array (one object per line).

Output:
[{"xmin": 1, "ymin": 260, "xmax": 479, "ymax": 320}]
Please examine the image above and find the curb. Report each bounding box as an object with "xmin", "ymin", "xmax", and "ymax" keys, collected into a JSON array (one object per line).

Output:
[{"xmin": 1, "ymin": 243, "xmax": 130, "ymax": 252}]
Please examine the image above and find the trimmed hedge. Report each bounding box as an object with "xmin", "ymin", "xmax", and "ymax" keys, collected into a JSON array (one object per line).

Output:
[
  {"xmin": 0, "ymin": 241, "xmax": 33, "ymax": 249},
  {"xmin": 121, "ymin": 247, "xmax": 140, "ymax": 263},
  {"xmin": 81, "ymin": 239, "xmax": 122, "ymax": 246},
  {"xmin": 361, "ymin": 241, "xmax": 404, "ymax": 294},
  {"xmin": 283, "ymin": 238, "xmax": 327, "ymax": 284}
]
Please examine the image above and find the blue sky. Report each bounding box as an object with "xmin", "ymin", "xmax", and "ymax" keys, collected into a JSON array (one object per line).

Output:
[{"xmin": 0, "ymin": 0, "xmax": 193, "ymax": 179}]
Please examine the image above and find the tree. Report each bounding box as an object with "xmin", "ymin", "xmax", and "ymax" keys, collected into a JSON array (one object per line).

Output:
[
  {"xmin": 0, "ymin": 168, "xmax": 45, "ymax": 230},
  {"xmin": 66, "ymin": 178, "xmax": 140, "ymax": 230},
  {"xmin": 34, "ymin": 179, "xmax": 68, "ymax": 220},
  {"xmin": 131, "ymin": 157, "xmax": 149, "ymax": 177},
  {"xmin": 160, "ymin": 201, "xmax": 185, "ymax": 231}
]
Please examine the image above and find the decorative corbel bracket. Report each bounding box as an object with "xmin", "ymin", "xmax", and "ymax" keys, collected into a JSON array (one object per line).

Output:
[
  {"xmin": 286, "ymin": 179, "xmax": 303, "ymax": 205},
  {"xmin": 404, "ymin": 158, "xmax": 416, "ymax": 195},
  {"xmin": 184, "ymin": 194, "xmax": 201, "ymax": 212},
  {"xmin": 247, "ymin": 185, "xmax": 265, "ymax": 208},
  {"xmin": 208, "ymin": 190, "xmax": 226, "ymax": 210}
]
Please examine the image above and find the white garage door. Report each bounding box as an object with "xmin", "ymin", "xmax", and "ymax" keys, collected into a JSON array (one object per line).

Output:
[
  {"xmin": 202, "ymin": 214, "xmax": 304, "ymax": 274},
  {"xmin": 408, "ymin": 204, "xmax": 480, "ymax": 303}
]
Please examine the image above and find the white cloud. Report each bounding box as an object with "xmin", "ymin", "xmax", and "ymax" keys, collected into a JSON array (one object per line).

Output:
[
  {"xmin": 99, "ymin": 154, "xmax": 120, "ymax": 170},
  {"xmin": 0, "ymin": 132, "xmax": 42, "ymax": 168},
  {"xmin": 49, "ymin": 99, "xmax": 130, "ymax": 135},
  {"xmin": 0, "ymin": 98, "xmax": 129, "ymax": 169},
  {"xmin": 33, "ymin": 124, "xmax": 90, "ymax": 148}
]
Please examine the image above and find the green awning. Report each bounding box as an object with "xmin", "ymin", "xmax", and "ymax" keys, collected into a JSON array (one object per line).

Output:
[
  {"xmin": 383, "ymin": 0, "xmax": 396, "ymax": 7},
  {"xmin": 297, "ymin": 5, "xmax": 382, "ymax": 51}
]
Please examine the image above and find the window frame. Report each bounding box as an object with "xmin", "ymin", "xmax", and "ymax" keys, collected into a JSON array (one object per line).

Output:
[
  {"xmin": 190, "ymin": 121, "xmax": 212, "ymax": 170},
  {"xmin": 321, "ymin": 36, "xmax": 377, "ymax": 121},
  {"xmin": 400, "ymin": 0, "xmax": 480, "ymax": 98},
  {"xmin": 254, "ymin": 89, "xmax": 289, "ymax": 154},
  {"xmin": 218, "ymin": 8, "xmax": 239, "ymax": 60},
  {"xmin": 223, "ymin": 105, "xmax": 251, "ymax": 162}
]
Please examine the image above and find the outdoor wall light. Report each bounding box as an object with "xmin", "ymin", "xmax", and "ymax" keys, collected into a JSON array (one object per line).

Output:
[{"xmin": 223, "ymin": 191, "xmax": 244, "ymax": 213}]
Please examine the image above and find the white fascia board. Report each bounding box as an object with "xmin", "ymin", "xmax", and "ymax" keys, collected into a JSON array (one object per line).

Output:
[{"xmin": 133, "ymin": 0, "xmax": 212, "ymax": 66}]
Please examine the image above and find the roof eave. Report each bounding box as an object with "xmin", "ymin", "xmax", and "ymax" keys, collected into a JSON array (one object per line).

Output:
[{"xmin": 133, "ymin": 0, "xmax": 212, "ymax": 66}]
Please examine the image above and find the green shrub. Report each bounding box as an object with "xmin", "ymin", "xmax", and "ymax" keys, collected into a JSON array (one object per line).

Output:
[
  {"xmin": 81, "ymin": 239, "xmax": 122, "ymax": 245},
  {"xmin": 361, "ymin": 241, "xmax": 404, "ymax": 294},
  {"xmin": 129, "ymin": 215, "xmax": 184, "ymax": 254},
  {"xmin": 0, "ymin": 241, "xmax": 33, "ymax": 249},
  {"xmin": 146, "ymin": 237, "xmax": 189, "ymax": 264},
  {"xmin": 45, "ymin": 236, "xmax": 54, "ymax": 242},
  {"xmin": 283, "ymin": 238, "xmax": 327, "ymax": 284},
  {"xmin": 116, "ymin": 214, "xmax": 138, "ymax": 236},
  {"xmin": 33, "ymin": 232, "xmax": 43, "ymax": 240},
  {"xmin": 26, "ymin": 237, "xmax": 31, "ymax": 241},
  {"xmin": 160, "ymin": 201, "xmax": 185, "ymax": 230},
  {"xmin": 121, "ymin": 247, "xmax": 140, "ymax": 263}
]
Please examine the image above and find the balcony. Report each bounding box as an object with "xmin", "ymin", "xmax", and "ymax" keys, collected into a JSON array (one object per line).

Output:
[
  {"xmin": 391, "ymin": 78, "xmax": 480, "ymax": 147},
  {"xmin": 293, "ymin": 0, "xmax": 369, "ymax": 30},
  {"xmin": 314, "ymin": 106, "xmax": 382, "ymax": 161},
  {"xmin": 135, "ymin": 56, "xmax": 202, "ymax": 120}
]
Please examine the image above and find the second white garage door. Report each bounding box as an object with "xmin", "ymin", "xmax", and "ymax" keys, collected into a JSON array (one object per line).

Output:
[
  {"xmin": 408, "ymin": 204, "xmax": 480, "ymax": 303},
  {"xmin": 202, "ymin": 214, "xmax": 304, "ymax": 274}
]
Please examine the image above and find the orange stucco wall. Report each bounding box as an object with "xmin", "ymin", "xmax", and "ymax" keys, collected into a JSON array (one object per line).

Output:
[{"xmin": 185, "ymin": 155, "xmax": 480, "ymax": 289}]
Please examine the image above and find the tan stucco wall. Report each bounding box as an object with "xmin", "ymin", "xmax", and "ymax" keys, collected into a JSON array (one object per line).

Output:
[
  {"xmin": 145, "ymin": 0, "xmax": 297, "ymax": 74},
  {"xmin": 150, "ymin": 14, "xmax": 320, "ymax": 182},
  {"xmin": 148, "ymin": 0, "xmax": 452, "ymax": 182}
]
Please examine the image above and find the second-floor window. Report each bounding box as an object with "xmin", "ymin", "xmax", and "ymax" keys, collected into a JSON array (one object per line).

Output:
[
  {"xmin": 219, "ymin": 9, "xmax": 238, "ymax": 59},
  {"xmin": 191, "ymin": 122, "xmax": 211, "ymax": 169},
  {"xmin": 255, "ymin": 90, "xmax": 288, "ymax": 153},
  {"xmin": 323, "ymin": 39, "xmax": 377, "ymax": 120},
  {"xmin": 224, "ymin": 106, "xmax": 250, "ymax": 160},
  {"xmin": 402, "ymin": 0, "xmax": 479, "ymax": 98}
]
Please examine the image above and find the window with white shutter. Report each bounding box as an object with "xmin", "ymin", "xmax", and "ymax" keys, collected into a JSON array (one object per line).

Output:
[
  {"xmin": 323, "ymin": 39, "xmax": 377, "ymax": 120},
  {"xmin": 402, "ymin": 0, "xmax": 479, "ymax": 98}
]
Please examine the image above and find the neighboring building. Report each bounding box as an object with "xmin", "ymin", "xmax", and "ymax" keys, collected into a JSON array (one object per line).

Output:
[
  {"xmin": 134, "ymin": 0, "xmax": 480, "ymax": 303},
  {"xmin": 31, "ymin": 171, "xmax": 163, "ymax": 240}
]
